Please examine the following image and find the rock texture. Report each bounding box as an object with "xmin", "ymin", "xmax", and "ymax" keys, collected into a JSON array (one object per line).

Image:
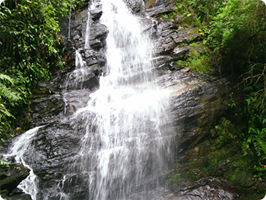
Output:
[
  {"xmin": 0, "ymin": 164, "xmax": 28, "ymax": 189},
  {"xmin": 0, "ymin": 164, "xmax": 30, "ymax": 197}
]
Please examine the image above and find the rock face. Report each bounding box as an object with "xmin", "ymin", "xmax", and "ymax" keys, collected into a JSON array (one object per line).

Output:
[
  {"xmin": 124, "ymin": 0, "xmax": 145, "ymax": 14},
  {"xmin": 1, "ymin": 0, "xmax": 264, "ymax": 199},
  {"xmin": 0, "ymin": 164, "xmax": 28, "ymax": 189},
  {"xmin": 0, "ymin": 164, "xmax": 30, "ymax": 197},
  {"xmin": 89, "ymin": 22, "xmax": 108, "ymax": 49}
]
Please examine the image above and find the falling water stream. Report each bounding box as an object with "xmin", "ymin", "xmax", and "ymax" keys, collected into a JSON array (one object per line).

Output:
[
  {"xmin": 66, "ymin": 0, "xmax": 172, "ymax": 198},
  {"xmin": 4, "ymin": 0, "xmax": 174, "ymax": 199}
]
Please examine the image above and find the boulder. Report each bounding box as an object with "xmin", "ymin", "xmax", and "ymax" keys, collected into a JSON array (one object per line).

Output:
[
  {"xmin": 89, "ymin": 22, "xmax": 109, "ymax": 50},
  {"xmin": 0, "ymin": 164, "xmax": 30, "ymax": 194}
]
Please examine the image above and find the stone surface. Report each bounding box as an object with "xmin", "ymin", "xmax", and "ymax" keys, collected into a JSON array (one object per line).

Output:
[
  {"xmin": 124, "ymin": 0, "xmax": 145, "ymax": 14},
  {"xmin": 89, "ymin": 22, "xmax": 109, "ymax": 50},
  {"xmin": 172, "ymin": 45, "xmax": 192, "ymax": 58},
  {"xmin": 5, "ymin": 195, "xmax": 32, "ymax": 200},
  {"xmin": 146, "ymin": 3, "xmax": 176, "ymax": 16},
  {"xmin": 0, "ymin": 164, "xmax": 30, "ymax": 194}
]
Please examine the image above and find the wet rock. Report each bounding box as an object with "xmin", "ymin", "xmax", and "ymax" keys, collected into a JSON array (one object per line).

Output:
[
  {"xmin": 84, "ymin": 50, "xmax": 107, "ymax": 67},
  {"xmin": 152, "ymin": 56, "xmax": 181, "ymax": 71},
  {"xmin": 18, "ymin": 115, "xmax": 99, "ymax": 200},
  {"xmin": 5, "ymin": 188, "xmax": 32, "ymax": 200},
  {"xmin": 167, "ymin": 72, "xmax": 229, "ymax": 153},
  {"xmin": 31, "ymin": 81, "xmax": 55, "ymax": 100},
  {"xmin": 180, "ymin": 67, "xmax": 191, "ymax": 72},
  {"xmin": 89, "ymin": 22, "xmax": 109, "ymax": 50},
  {"xmin": 146, "ymin": 3, "xmax": 175, "ymax": 16},
  {"xmin": 5, "ymin": 194, "xmax": 32, "ymax": 200},
  {"xmin": 139, "ymin": 18, "xmax": 154, "ymax": 33},
  {"xmin": 64, "ymin": 70, "xmax": 99, "ymax": 90},
  {"xmin": 153, "ymin": 26, "xmax": 177, "ymax": 55},
  {"xmin": 152, "ymin": 56, "xmax": 175, "ymax": 68},
  {"xmin": 0, "ymin": 164, "xmax": 30, "ymax": 194},
  {"xmin": 175, "ymin": 177, "xmax": 241, "ymax": 200},
  {"xmin": 172, "ymin": 28, "xmax": 200, "ymax": 44},
  {"xmin": 172, "ymin": 45, "xmax": 191, "ymax": 58},
  {"xmin": 31, "ymin": 93, "xmax": 64, "ymax": 125},
  {"xmin": 124, "ymin": 0, "xmax": 145, "ymax": 14},
  {"xmin": 90, "ymin": 2, "xmax": 102, "ymax": 21}
]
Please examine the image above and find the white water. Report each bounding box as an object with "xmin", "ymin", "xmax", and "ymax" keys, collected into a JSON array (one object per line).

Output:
[
  {"xmin": 3, "ymin": 126, "xmax": 43, "ymax": 200},
  {"xmin": 67, "ymin": 0, "xmax": 172, "ymax": 199},
  {"xmin": 64, "ymin": 50, "xmax": 89, "ymax": 90}
]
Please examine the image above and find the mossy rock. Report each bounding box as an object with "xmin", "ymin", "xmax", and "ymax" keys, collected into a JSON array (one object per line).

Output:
[
  {"xmin": 0, "ymin": 163, "xmax": 30, "ymax": 195},
  {"xmin": 169, "ymin": 138, "xmax": 265, "ymax": 198},
  {"xmin": 145, "ymin": 0, "xmax": 156, "ymax": 8}
]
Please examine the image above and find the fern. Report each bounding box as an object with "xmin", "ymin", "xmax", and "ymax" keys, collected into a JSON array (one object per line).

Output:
[
  {"xmin": 0, "ymin": 74, "xmax": 14, "ymax": 84},
  {"xmin": 254, "ymin": 128, "xmax": 266, "ymax": 157},
  {"xmin": 0, "ymin": 84, "xmax": 21, "ymax": 103}
]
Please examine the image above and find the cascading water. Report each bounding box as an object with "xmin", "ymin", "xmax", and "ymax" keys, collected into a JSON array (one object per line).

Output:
[
  {"xmin": 3, "ymin": 126, "xmax": 43, "ymax": 200},
  {"xmin": 3, "ymin": 0, "xmax": 174, "ymax": 199},
  {"xmin": 85, "ymin": 0, "xmax": 170, "ymax": 198},
  {"xmin": 66, "ymin": 0, "xmax": 173, "ymax": 198}
]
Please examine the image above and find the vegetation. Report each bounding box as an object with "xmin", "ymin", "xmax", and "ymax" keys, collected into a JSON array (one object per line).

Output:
[
  {"xmin": 184, "ymin": 49, "xmax": 211, "ymax": 74},
  {"xmin": 0, "ymin": 0, "xmax": 85, "ymax": 144},
  {"xmin": 173, "ymin": 0, "xmax": 266, "ymax": 183}
]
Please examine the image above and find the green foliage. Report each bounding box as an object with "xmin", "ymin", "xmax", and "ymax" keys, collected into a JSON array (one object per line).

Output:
[
  {"xmin": 0, "ymin": 159, "xmax": 9, "ymax": 167},
  {"xmin": 0, "ymin": 0, "xmax": 83, "ymax": 143},
  {"xmin": 214, "ymin": 92, "xmax": 266, "ymax": 179},
  {"xmin": 175, "ymin": 0, "xmax": 266, "ymax": 179},
  {"xmin": 174, "ymin": 0, "xmax": 265, "ymax": 71},
  {"xmin": 207, "ymin": 0, "xmax": 265, "ymax": 56},
  {"xmin": 184, "ymin": 49, "xmax": 211, "ymax": 74},
  {"xmin": 167, "ymin": 173, "xmax": 181, "ymax": 185},
  {"xmin": 175, "ymin": 0, "xmax": 225, "ymax": 26},
  {"xmin": 214, "ymin": 118, "xmax": 237, "ymax": 147}
]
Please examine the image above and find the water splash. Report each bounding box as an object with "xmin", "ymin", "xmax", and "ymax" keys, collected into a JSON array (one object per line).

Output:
[
  {"xmin": 64, "ymin": 50, "xmax": 89, "ymax": 90},
  {"xmin": 84, "ymin": 7, "xmax": 91, "ymax": 49},
  {"xmin": 4, "ymin": 126, "xmax": 43, "ymax": 200}
]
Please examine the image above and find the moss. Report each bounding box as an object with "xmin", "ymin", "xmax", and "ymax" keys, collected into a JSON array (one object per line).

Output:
[
  {"xmin": 230, "ymin": 174, "xmax": 236, "ymax": 181},
  {"xmin": 0, "ymin": 189, "xmax": 9, "ymax": 197},
  {"xmin": 145, "ymin": 0, "xmax": 156, "ymax": 9},
  {"xmin": 201, "ymin": 97, "xmax": 206, "ymax": 104},
  {"xmin": 167, "ymin": 173, "xmax": 181, "ymax": 185}
]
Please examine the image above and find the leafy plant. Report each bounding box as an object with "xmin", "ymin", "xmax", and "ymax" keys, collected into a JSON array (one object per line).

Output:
[
  {"xmin": 0, "ymin": 159, "xmax": 9, "ymax": 167},
  {"xmin": 184, "ymin": 49, "xmax": 211, "ymax": 74},
  {"xmin": 0, "ymin": 0, "xmax": 84, "ymax": 143}
]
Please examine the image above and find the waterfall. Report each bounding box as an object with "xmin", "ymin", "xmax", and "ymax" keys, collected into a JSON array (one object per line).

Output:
[
  {"xmin": 3, "ymin": 0, "xmax": 173, "ymax": 199},
  {"xmin": 67, "ymin": 0, "xmax": 172, "ymax": 199}
]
